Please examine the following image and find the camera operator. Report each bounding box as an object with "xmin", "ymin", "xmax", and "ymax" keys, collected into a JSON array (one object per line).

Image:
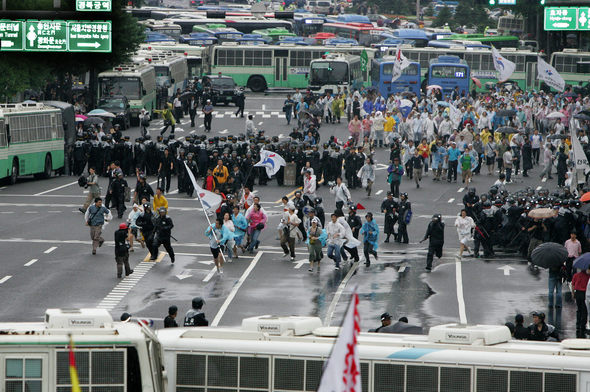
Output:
[
  {"xmin": 212, "ymin": 159, "xmax": 229, "ymax": 192},
  {"xmin": 79, "ymin": 167, "xmax": 100, "ymax": 213}
]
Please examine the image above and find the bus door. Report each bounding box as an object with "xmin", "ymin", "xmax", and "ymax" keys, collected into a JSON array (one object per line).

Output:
[
  {"xmin": 525, "ymin": 61, "xmax": 538, "ymax": 91},
  {"xmin": 274, "ymin": 49, "xmax": 289, "ymax": 87}
]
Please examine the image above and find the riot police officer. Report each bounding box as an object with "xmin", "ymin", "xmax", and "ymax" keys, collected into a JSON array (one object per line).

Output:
[
  {"xmin": 151, "ymin": 207, "xmax": 175, "ymax": 263},
  {"xmin": 381, "ymin": 192, "xmax": 398, "ymax": 242},
  {"xmin": 421, "ymin": 214, "xmax": 445, "ymax": 271}
]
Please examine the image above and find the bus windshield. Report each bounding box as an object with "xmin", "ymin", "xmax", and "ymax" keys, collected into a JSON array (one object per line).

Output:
[
  {"xmin": 430, "ymin": 65, "xmax": 467, "ymax": 78},
  {"xmin": 382, "ymin": 63, "xmax": 419, "ymax": 76},
  {"xmin": 98, "ymin": 77, "xmax": 141, "ymax": 99},
  {"xmin": 310, "ymin": 61, "xmax": 348, "ymax": 85},
  {"xmin": 155, "ymin": 66, "xmax": 171, "ymax": 87}
]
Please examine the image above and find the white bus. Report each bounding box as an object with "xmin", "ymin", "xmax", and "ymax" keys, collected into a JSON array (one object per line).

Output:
[
  {"xmin": 497, "ymin": 15, "xmax": 524, "ymax": 35},
  {"xmin": 141, "ymin": 51, "xmax": 189, "ymax": 106},
  {"xmin": 549, "ymin": 48, "xmax": 590, "ymax": 87},
  {"xmin": 139, "ymin": 19, "xmax": 183, "ymax": 41},
  {"xmin": 98, "ymin": 63, "xmax": 157, "ymax": 123},
  {"xmin": 308, "ymin": 53, "xmax": 363, "ymax": 94},
  {"xmin": 140, "ymin": 43, "xmax": 209, "ymax": 79}
]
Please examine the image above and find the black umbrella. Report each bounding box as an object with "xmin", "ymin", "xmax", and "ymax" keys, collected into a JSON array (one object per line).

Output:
[
  {"xmin": 531, "ymin": 242, "xmax": 568, "ymax": 269},
  {"xmin": 496, "ymin": 126, "xmax": 517, "ymax": 134},
  {"xmin": 574, "ymin": 113, "xmax": 590, "ymax": 121},
  {"xmin": 496, "ymin": 109, "xmax": 517, "ymax": 117},
  {"xmin": 378, "ymin": 321, "xmax": 424, "ymax": 335},
  {"xmin": 179, "ymin": 91, "xmax": 195, "ymax": 101},
  {"xmin": 547, "ymin": 134, "xmax": 567, "ymax": 140},
  {"xmin": 563, "ymin": 92, "xmax": 578, "ymax": 98},
  {"xmin": 83, "ymin": 117, "xmax": 104, "ymax": 126}
]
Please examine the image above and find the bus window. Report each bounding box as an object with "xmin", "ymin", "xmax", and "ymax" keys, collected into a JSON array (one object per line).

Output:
[
  {"xmin": 382, "ymin": 63, "xmax": 419, "ymax": 76},
  {"xmin": 430, "ymin": 65, "xmax": 467, "ymax": 78},
  {"xmin": 99, "ymin": 77, "xmax": 141, "ymax": 99},
  {"xmin": 155, "ymin": 67, "xmax": 172, "ymax": 88},
  {"xmin": 310, "ymin": 61, "xmax": 348, "ymax": 85}
]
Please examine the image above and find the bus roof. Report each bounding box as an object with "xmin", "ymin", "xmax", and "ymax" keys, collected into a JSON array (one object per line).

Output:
[
  {"xmin": 328, "ymin": 14, "xmax": 371, "ymax": 24},
  {"xmin": 390, "ymin": 29, "xmax": 429, "ymax": 40}
]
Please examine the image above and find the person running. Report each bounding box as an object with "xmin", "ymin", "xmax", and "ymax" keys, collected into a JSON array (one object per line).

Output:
[
  {"xmin": 326, "ymin": 213, "xmax": 346, "ymax": 270},
  {"xmin": 360, "ymin": 212, "xmax": 379, "ymax": 266},
  {"xmin": 84, "ymin": 197, "xmax": 112, "ymax": 255},
  {"xmin": 357, "ymin": 157, "xmax": 375, "ymax": 196},
  {"xmin": 307, "ymin": 217, "xmax": 325, "ymax": 272},
  {"xmin": 232, "ymin": 205, "xmax": 248, "ymax": 254},
  {"xmin": 455, "ymin": 209, "xmax": 475, "ymax": 258},
  {"xmin": 421, "ymin": 214, "xmax": 445, "ymax": 271},
  {"xmin": 206, "ymin": 218, "xmax": 232, "ymax": 274},
  {"xmin": 246, "ymin": 203, "xmax": 267, "ymax": 254},
  {"xmin": 126, "ymin": 203, "xmax": 144, "ymax": 252},
  {"xmin": 79, "ymin": 167, "xmax": 100, "ymax": 213}
]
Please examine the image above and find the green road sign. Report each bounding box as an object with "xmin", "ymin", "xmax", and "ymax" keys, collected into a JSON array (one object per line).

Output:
[
  {"xmin": 76, "ymin": 0, "xmax": 112, "ymax": 11},
  {"xmin": 0, "ymin": 20, "xmax": 23, "ymax": 51},
  {"xmin": 544, "ymin": 7, "xmax": 590, "ymax": 31},
  {"xmin": 68, "ymin": 21, "xmax": 111, "ymax": 52},
  {"xmin": 25, "ymin": 20, "xmax": 67, "ymax": 51}
]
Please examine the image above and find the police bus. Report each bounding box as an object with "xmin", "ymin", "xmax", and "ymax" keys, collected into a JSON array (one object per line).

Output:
[
  {"xmin": 371, "ymin": 56, "xmax": 421, "ymax": 97},
  {"xmin": 98, "ymin": 63, "xmax": 158, "ymax": 124},
  {"xmin": 0, "ymin": 103, "xmax": 64, "ymax": 184},
  {"xmin": 1, "ymin": 309, "xmax": 589, "ymax": 392},
  {"xmin": 308, "ymin": 53, "xmax": 363, "ymax": 94}
]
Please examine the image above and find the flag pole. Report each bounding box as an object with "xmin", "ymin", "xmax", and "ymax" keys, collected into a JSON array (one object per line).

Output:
[{"xmin": 184, "ymin": 161, "xmax": 227, "ymax": 263}]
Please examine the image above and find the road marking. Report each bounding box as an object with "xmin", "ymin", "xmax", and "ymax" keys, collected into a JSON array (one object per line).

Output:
[
  {"xmin": 324, "ymin": 262, "xmax": 359, "ymax": 326},
  {"xmin": 274, "ymin": 186, "xmax": 303, "ymax": 203},
  {"xmin": 536, "ymin": 186, "xmax": 542, "ymax": 191},
  {"xmin": 48, "ymin": 210, "xmax": 61, "ymax": 213},
  {"xmin": 219, "ymin": 129, "xmax": 229, "ymax": 134},
  {"xmin": 168, "ymin": 189, "xmax": 179, "ymax": 195},
  {"xmin": 0, "ymin": 276, "xmax": 12, "ymax": 284},
  {"xmin": 24, "ymin": 259, "xmax": 38, "ymax": 267},
  {"xmin": 457, "ymin": 187, "xmax": 464, "ymax": 193},
  {"xmin": 448, "ymin": 198, "xmax": 455, "ymax": 203},
  {"xmin": 199, "ymin": 124, "xmax": 204, "ymax": 128},
  {"xmin": 211, "ymin": 251, "xmax": 263, "ymax": 326},
  {"xmin": 455, "ymin": 257, "xmax": 467, "ymax": 324},
  {"xmin": 203, "ymin": 267, "xmax": 217, "ymax": 282},
  {"xmin": 190, "ymin": 130, "xmax": 196, "ymax": 134},
  {"xmin": 262, "ymin": 104, "xmax": 266, "ymax": 110},
  {"xmin": 258, "ymin": 121, "xmax": 264, "ymax": 125},
  {"xmin": 256, "ymin": 112, "xmax": 264, "ymax": 115},
  {"xmin": 498, "ymin": 265, "xmax": 515, "ymax": 276},
  {"xmin": 34, "ymin": 181, "xmax": 78, "ymax": 196},
  {"xmin": 541, "ymin": 177, "xmax": 547, "ymax": 183},
  {"xmin": 262, "ymin": 114, "xmax": 271, "ymax": 118},
  {"xmin": 24, "ymin": 211, "xmax": 37, "ymax": 214},
  {"xmin": 375, "ymin": 190, "xmax": 383, "ymax": 195},
  {"xmin": 271, "ymin": 111, "xmax": 280, "ymax": 115},
  {"xmin": 44, "ymin": 246, "xmax": 57, "ymax": 254},
  {"xmin": 293, "ymin": 259, "xmax": 307, "ymax": 269},
  {"xmin": 176, "ymin": 270, "xmax": 193, "ymax": 280},
  {"xmin": 97, "ymin": 261, "xmax": 156, "ymax": 310},
  {"xmin": 0, "ymin": 186, "xmax": 6, "ymax": 190},
  {"xmin": 278, "ymin": 133, "xmax": 284, "ymax": 138},
  {"xmin": 143, "ymin": 251, "xmax": 165, "ymax": 262},
  {"xmin": 0, "ymin": 212, "xmax": 14, "ymax": 214}
]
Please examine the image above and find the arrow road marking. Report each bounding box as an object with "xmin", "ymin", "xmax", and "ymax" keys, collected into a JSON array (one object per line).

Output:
[
  {"xmin": 498, "ymin": 265, "xmax": 515, "ymax": 276},
  {"xmin": 293, "ymin": 259, "xmax": 308, "ymax": 269},
  {"xmin": 176, "ymin": 270, "xmax": 193, "ymax": 280}
]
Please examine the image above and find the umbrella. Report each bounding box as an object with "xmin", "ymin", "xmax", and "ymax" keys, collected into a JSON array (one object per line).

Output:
[
  {"xmin": 573, "ymin": 253, "xmax": 590, "ymax": 270},
  {"xmin": 496, "ymin": 109, "xmax": 517, "ymax": 117},
  {"xmin": 574, "ymin": 113, "xmax": 590, "ymax": 121},
  {"xmin": 87, "ymin": 109, "xmax": 116, "ymax": 118},
  {"xmin": 563, "ymin": 92, "xmax": 578, "ymax": 98},
  {"xmin": 83, "ymin": 117, "xmax": 104, "ymax": 126},
  {"xmin": 179, "ymin": 91, "xmax": 195, "ymax": 101},
  {"xmin": 531, "ymin": 242, "xmax": 567, "ymax": 269},
  {"xmin": 378, "ymin": 321, "xmax": 423, "ymax": 335},
  {"xmin": 581, "ymin": 192, "xmax": 590, "ymax": 202},
  {"xmin": 398, "ymin": 99, "xmax": 413, "ymax": 108},
  {"xmin": 471, "ymin": 76, "xmax": 482, "ymax": 88},
  {"xmin": 75, "ymin": 117, "xmax": 85, "ymax": 122},
  {"xmin": 496, "ymin": 126, "xmax": 517, "ymax": 134},
  {"xmin": 75, "ymin": 114, "xmax": 88, "ymax": 120},
  {"xmin": 528, "ymin": 207, "xmax": 557, "ymax": 219},
  {"xmin": 546, "ymin": 111, "xmax": 566, "ymax": 119},
  {"xmin": 547, "ymin": 134, "xmax": 567, "ymax": 140},
  {"xmin": 400, "ymin": 91, "xmax": 415, "ymax": 98},
  {"xmin": 426, "ymin": 85, "xmax": 442, "ymax": 90},
  {"xmin": 436, "ymin": 101, "xmax": 450, "ymax": 107}
]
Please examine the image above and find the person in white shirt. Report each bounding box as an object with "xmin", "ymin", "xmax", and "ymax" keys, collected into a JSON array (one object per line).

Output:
[
  {"xmin": 531, "ymin": 129, "xmax": 542, "ymax": 165},
  {"xmin": 330, "ymin": 176, "xmax": 351, "ymax": 212},
  {"xmin": 173, "ymin": 93, "xmax": 183, "ymax": 123},
  {"xmin": 554, "ymin": 118, "xmax": 565, "ymax": 134},
  {"xmin": 303, "ymin": 170, "xmax": 317, "ymax": 205},
  {"xmin": 455, "ymin": 209, "xmax": 475, "ymax": 258},
  {"xmin": 280, "ymin": 206, "xmax": 301, "ymax": 261},
  {"xmin": 477, "ymin": 111, "xmax": 491, "ymax": 134},
  {"xmin": 326, "ymin": 213, "xmax": 346, "ymax": 270},
  {"xmin": 439, "ymin": 116, "xmax": 452, "ymax": 142},
  {"xmin": 245, "ymin": 115, "xmax": 256, "ymax": 137}
]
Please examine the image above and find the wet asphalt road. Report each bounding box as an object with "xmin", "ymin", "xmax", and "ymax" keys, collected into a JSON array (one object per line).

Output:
[{"xmin": 0, "ymin": 92, "xmax": 578, "ymax": 337}]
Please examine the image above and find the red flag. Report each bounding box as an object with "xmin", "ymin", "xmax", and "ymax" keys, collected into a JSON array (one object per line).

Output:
[
  {"xmin": 355, "ymin": 203, "xmax": 365, "ymax": 210},
  {"xmin": 69, "ymin": 337, "xmax": 82, "ymax": 392},
  {"xmin": 317, "ymin": 290, "xmax": 361, "ymax": 392}
]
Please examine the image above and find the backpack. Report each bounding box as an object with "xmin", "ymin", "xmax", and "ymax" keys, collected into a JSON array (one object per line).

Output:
[{"xmin": 78, "ymin": 175, "xmax": 87, "ymax": 187}]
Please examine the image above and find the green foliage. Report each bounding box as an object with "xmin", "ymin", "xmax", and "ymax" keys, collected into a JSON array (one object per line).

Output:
[
  {"xmin": 424, "ymin": 4, "xmax": 434, "ymax": 17},
  {"xmin": 0, "ymin": 57, "xmax": 52, "ymax": 102},
  {"xmin": 432, "ymin": 6, "xmax": 454, "ymax": 27}
]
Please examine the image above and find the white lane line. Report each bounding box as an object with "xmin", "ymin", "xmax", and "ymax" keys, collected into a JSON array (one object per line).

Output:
[
  {"xmin": 211, "ymin": 251, "xmax": 263, "ymax": 327},
  {"xmin": 0, "ymin": 212, "xmax": 14, "ymax": 214},
  {"xmin": 375, "ymin": 190, "xmax": 383, "ymax": 195},
  {"xmin": 199, "ymin": 124, "xmax": 204, "ymax": 128},
  {"xmin": 190, "ymin": 130, "xmax": 196, "ymax": 134},
  {"xmin": 256, "ymin": 111, "xmax": 264, "ymax": 115},
  {"xmin": 448, "ymin": 198, "xmax": 455, "ymax": 203},
  {"xmin": 541, "ymin": 177, "xmax": 547, "ymax": 183},
  {"xmin": 203, "ymin": 267, "xmax": 217, "ymax": 282},
  {"xmin": 278, "ymin": 133, "xmax": 284, "ymax": 138},
  {"xmin": 44, "ymin": 246, "xmax": 57, "ymax": 254},
  {"xmin": 456, "ymin": 257, "xmax": 467, "ymax": 324},
  {"xmin": 271, "ymin": 111, "xmax": 280, "ymax": 115},
  {"xmin": 168, "ymin": 189, "xmax": 179, "ymax": 195},
  {"xmin": 262, "ymin": 114, "xmax": 271, "ymax": 118},
  {"xmin": 219, "ymin": 129, "xmax": 229, "ymax": 134},
  {"xmin": 0, "ymin": 276, "xmax": 12, "ymax": 284},
  {"xmin": 97, "ymin": 261, "xmax": 156, "ymax": 310},
  {"xmin": 34, "ymin": 181, "xmax": 78, "ymax": 196},
  {"xmin": 24, "ymin": 259, "xmax": 38, "ymax": 267},
  {"xmin": 262, "ymin": 104, "xmax": 266, "ymax": 110},
  {"xmin": 0, "ymin": 186, "xmax": 6, "ymax": 190},
  {"xmin": 324, "ymin": 262, "xmax": 359, "ymax": 326},
  {"xmin": 258, "ymin": 121, "xmax": 264, "ymax": 125},
  {"xmin": 148, "ymin": 180, "xmax": 158, "ymax": 185},
  {"xmin": 536, "ymin": 186, "xmax": 542, "ymax": 191},
  {"xmin": 457, "ymin": 187, "xmax": 464, "ymax": 193}
]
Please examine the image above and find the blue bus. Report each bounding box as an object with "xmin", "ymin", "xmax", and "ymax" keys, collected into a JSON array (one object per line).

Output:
[
  {"xmin": 371, "ymin": 57, "xmax": 421, "ymax": 97},
  {"xmin": 179, "ymin": 33, "xmax": 218, "ymax": 46},
  {"xmin": 293, "ymin": 15, "xmax": 325, "ymax": 36},
  {"xmin": 145, "ymin": 32, "xmax": 175, "ymax": 43},
  {"xmin": 388, "ymin": 29, "xmax": 429, "ymax": 47},
  {"xmin": 427, "ymin": 55, "xmax": 470, "ymax": 98}
]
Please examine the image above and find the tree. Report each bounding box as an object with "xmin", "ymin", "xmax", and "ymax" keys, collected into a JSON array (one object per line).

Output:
[
  {"xmin": 432, "ymin": 6, "xmax": 453, "ymax": 27},
  {"xmin": 424, "ymin": 4, "xmax": 434, "ymax": 17}
]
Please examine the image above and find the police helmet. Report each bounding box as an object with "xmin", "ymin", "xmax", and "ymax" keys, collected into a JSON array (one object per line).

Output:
[
  {"xmin": 561, "ymin": 199, "xmax": 569, "ymax": 207},
  {"xmin": 531, "ymin": 311, "xmax": 545, "ymax": 320},
  {"xmin": 494, "ymin": 198, "xmax": 503, "ymax": 206},
  {"xmin": 468, "ymin": 187, "xmax": 476, "ymax": 195},
  {"xmin": 143, "ymin": 203, "xmax": 151, "ymax": 210},
  {"xmin": 507, "ymin": 198, "xmax": 515, "ymax": 205},
  {"xmin": 314, "ymin": 197, "xmax": 322, "ymax": 204},
  {"xmin": 158, "ymin": 207, "xmax": 167, "ymax": 214},
  {"xmin": 192, "ymin": 297, "xmax": 205, "ymax": 309},
  {"xmin": 483, "ymin": 201, "xmax": 492, "ymax": 208},
  {"xmin": 400, "ymin": 192, "xmax": 408, "ymax": 199}
]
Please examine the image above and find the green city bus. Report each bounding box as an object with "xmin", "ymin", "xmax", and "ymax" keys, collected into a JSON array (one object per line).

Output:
[
  {"xmin": 439, "ymin": 33, "xmax": 519, "ymax": 49},
  {"xmin": 208, "ymin": 44, "xmax": 376, "ymax": 91},
  {"xmin": 250, "ymin": 28, "xmax": 297, "ymax": 43},
  {"xmin": 0, "ymin": 103, "xmax": 64, "ymax": 184}
]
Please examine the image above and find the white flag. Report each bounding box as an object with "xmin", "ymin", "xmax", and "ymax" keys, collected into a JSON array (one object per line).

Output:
[
  {"xmin": 184, "ymin": 161, "xmax": 222, "ymax": 212},
  {"xmin": 391, "ymin": 47, "xmax": 411, "ymax": 82},
  {"xmin": 253, "ymin": 149, "xmax": 286, "ymax": 177},
  {"xmin": 491, "ymin": 47, "xmax": 516, "ymax": 82},
  {"xmin": 537, "ymin": 56, "xmax": 566, "ymax": 92},
  {"xmin": 570, "ymin": 127, "xmax": 590, "ymax": 182},
  {"xmin": 317, "ymin": 290, "xmax": 361, "ymax": 392}
]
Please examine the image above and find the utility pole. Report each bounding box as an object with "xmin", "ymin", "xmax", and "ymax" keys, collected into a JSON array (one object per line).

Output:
[{"xmin": 416, "ymin": 0, "xmax": 420, "ymax": 20}]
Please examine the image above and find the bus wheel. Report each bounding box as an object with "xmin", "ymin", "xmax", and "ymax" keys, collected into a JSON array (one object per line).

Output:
[
  {"xmin": 42, "ymin": 154, "xmax": 52, "ymax": 179},
  {"xmin": 248, "ymin": 76, "xmax": 266, "ymax": 93},
  {"xmin": 9, "ymin": 159, "xmax": 18, "ymax": 185}
]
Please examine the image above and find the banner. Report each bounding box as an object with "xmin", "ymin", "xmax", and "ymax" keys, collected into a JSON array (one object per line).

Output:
[
  {"xmin": 317, "ymin": 289, "xmax": 361, "ymax": 392},
  {"xmin": 537, "ymin": 56, "xmax": 566, "ymax": 92},
  {"xmin": 254, "ymin": 150, "xmax": 286, "ymax": 177},
  {"xmin": 570, "ymin": 127, "xmax": 590, "ymax": 185},
  {"xmin": 491, "ymin": 47, "xmax": 516, "ymax": 82},
  {"xmin": 184, "ymin": 162, "xmax": 222, "ymax": 212},
  {"xmin": 391, "ymin": 47, "xmax": 411, "ymax": 82}
]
